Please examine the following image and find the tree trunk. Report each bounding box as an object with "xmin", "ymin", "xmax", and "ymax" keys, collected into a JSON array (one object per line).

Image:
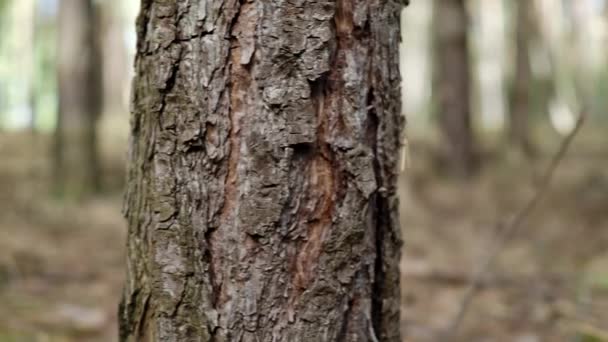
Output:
[
  {"xmin": 54, "ymin": 0, "xmax": 102, "ymax": 197},
  {"xmin": 527, "ymin": 0, "xmax": 554, "ymax": 130},
  {"xmin": 0, "ymin": 80, "xmax": 4, "ymax": 131},
  {"xmin": 98, "ymin": 1, "xmax": 128, "ymax": 116},
  {"xmin": 433, "ymin": 0, "xmax": 476, "ymax": 178},
  {"xmin": 508, "ymin": 0, "xmax": 536, "ymax": 158},
  {"xmin": 29, "ymin": 0, "xmax": 37, "ymax": 134},
  {"xmin": 0, "ymin": 1, "xmax": 6, "ymax": 131},
  {"xmin": 120, "ymin": 0, "xmax": 404, "ymax": 341}
]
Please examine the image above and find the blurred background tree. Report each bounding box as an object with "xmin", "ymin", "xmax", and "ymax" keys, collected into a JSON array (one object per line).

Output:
[
  {"xmin": 54, "ymin": 0, "xmax": 102, "ymax": 197},
  {"xmin": 432, "ymin": 0, "xmax": 477, "ymax": 178},
  {"xmin": 507, "ymin": 0, "xmax": 537, "ymax": 159}
]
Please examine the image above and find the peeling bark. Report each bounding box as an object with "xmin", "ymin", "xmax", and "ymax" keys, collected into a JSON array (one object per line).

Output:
[{"xmin": 120, "ymin": 0, "xmax": 404, "ymax": 341}]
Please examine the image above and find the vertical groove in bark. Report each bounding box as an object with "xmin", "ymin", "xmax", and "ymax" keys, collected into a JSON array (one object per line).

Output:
[
  {"xmin": 433, "ymin": 0, "xmax": 476, "ymax": 178},
  {"xmin": 55, "ymin": 0, "xmax": 102, "ymax": 197},
  {"xmin": 120, "ymin": 0, "xmax": 403, "ymax": 341}
]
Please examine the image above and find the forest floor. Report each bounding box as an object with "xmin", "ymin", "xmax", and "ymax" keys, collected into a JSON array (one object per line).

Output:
[{"xmin": 0, "ymin": 127, "xmax": 607, "ymax": 342}]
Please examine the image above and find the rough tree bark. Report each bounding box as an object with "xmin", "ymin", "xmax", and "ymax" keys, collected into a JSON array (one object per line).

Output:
[
  {"xmin": 508, "ymin": 0, "xmax": 535, "ymax": 158},
  {"xmin": 119, "ymin": 0, "xmax": 404, "ymax": 341},
  {"xmin": 433, "ymin": 0, "xmax": 476, "ymax": 178},
  {"xmin": 54, "ymin": 0, "xmax": 102, "ymax": 197}
]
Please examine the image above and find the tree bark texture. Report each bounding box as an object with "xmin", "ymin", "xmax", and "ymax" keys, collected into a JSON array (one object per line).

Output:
[
  {"xmin": 509, "ymin": 0, "xmax": 535, "ymax": 158},
  {"xmin": 120, "ymin": 0, "xmax": 404, "ymax": 341},
  {"xmin": 433, "ymin": 0, "xmax": 475, "ymax": 178},
  {"xmin": 55, "ymin": 0, "xmax": 102, "ymax": 196}
]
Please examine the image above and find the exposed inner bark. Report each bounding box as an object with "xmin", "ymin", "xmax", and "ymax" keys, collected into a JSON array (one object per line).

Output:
[{"xmin": 120, "ymin": 0, "xmax": 404, "ymax": 341}]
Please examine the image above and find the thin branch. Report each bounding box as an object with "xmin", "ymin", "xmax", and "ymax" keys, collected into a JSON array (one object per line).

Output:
[
  {"xmin": 366, "ymin": 311, "xmax": 380, "ymax": 342},
  {"xmin": 439, "ymin": 109, "xmax": 587, "ymax": 341},
  {"xmin": 572, "ymin": 322, "xmax": 608, "ymax": 341}
]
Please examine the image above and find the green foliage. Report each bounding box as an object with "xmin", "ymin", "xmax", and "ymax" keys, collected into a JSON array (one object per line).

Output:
[
  {"xmin": 0, "ymin": 0, "xmax": 10, "ymax": 42},
  {"xmin": 0, "ymin": 331, "xmax": 37, "ymax": 342},
  {"xmin": 593, "ymin": 68, "xmax": 608, "ymax": 121},
  {"xmin": 32, "ymin": 18, "xmax": 58, "ymax": 132},
  {"xmin": 587, "ymin": 271, "xmax": 608, "ymax": 291},
  {"xmin": 577, "ymin": 330, "xmax": 608, "ymax": 342},
  {"xmin": 0, "ymin": 0, "xmax": 10, "ymax": 16}
]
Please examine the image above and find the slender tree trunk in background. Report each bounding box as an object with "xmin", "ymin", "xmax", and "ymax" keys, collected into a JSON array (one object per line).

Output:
[
  {"xmin": 433, "ymin": 0, "xmax": 476, "ymax": 178},
  {"xmin": 0, "ymin": 88, "xmax": 4, "ymax": 131},
  {"xmin": 0, "ymin": 1, "xmax": 7, "ymax": 131},
  {"xmin": 29, "ymin": 1, "xmax": 38, "ymax": 134},
  {"xmin": 0, "ymin": 80, "xmax": 4, "ymax": 130},
  {"xmin": 509, "ymin": 0, "xmax": 535, "ymax": 158},
  {"xmin": 28, "ymin": 88, "xmax": 37, "ymax": 133},
  {"xmin": 54, "ymin": 0, "xmax": 102, "ymax": 197},
  {"xmin": 98, "ymin": 1, "xmax": 128, "ymax": 116},
  {"xmin": 527, "ymin": 0, "xmax": 554, "ymax": 126},
  {"xmin": 120, "ymin": 0, "xmax": 404, "ymax": 341}
]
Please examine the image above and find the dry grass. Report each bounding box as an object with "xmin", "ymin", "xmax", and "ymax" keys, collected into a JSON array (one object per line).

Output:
[{"xmin": 400, "ymin": 126, "xmax": 608, "ymax": 341}]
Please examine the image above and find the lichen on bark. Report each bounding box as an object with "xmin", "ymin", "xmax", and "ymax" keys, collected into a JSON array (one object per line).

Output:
[{"xmin": 120, "ymin": 0, "xmax": 405, "ymax": 341}]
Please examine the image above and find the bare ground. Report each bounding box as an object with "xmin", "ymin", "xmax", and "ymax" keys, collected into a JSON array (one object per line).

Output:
[{"xmin": 0, "ymin": 129, "xmax": 607, "ymax": 341}]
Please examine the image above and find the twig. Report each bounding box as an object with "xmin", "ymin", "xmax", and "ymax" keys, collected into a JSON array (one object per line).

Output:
[
  {"xmin": 403, "ymin": 268, "xmax": 569, "ymax": 289},
  {"xmin": 573, "ymin": 322, "xmax": 608, "ymax": 341},
  {"xmin": 366, "ymin": 311, "xmax": 380, "ymax": 342},
  {"xmin": 438, "ymin": 109, "xmax": 587, "ymax": 341},
  {"xmin": 556, "ymin": 301, "xmax": 608, "ymax": 341}
]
